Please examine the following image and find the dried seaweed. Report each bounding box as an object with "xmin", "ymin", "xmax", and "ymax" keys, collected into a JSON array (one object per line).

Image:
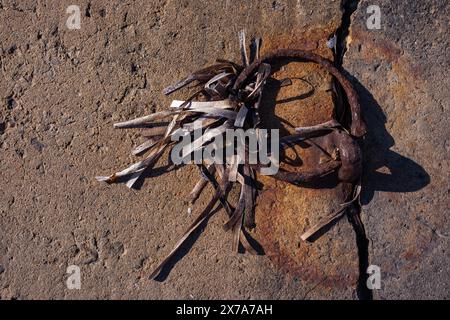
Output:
[{"xmin": 97, "ymin": 30, "xmax": 366, "ymax": 279}]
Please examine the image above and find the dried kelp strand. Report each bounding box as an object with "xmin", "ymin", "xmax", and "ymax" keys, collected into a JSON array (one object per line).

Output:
[
  {"xmin": 300, "ymin": 206, "xmax": 348, "ymax": 242},
  {"xmin": 170, "ymin": 99, "xmax": 234, "ymax": 110},
  {"xmin": 246, "ymin": 63, "xmax": 271, "ymax": 99},
  {"xmin": 181, "ymin": 117, "xmax": 219, "ymax": 132},
  {"xmin": 181, "ymin": 122, "xmax": 230, "ymax": 158},
  {"xmin": 132, "ymin": 138, "xmax": 159, "ymax": 156},
  {"xmin": 163, "ymin": 63, "xmax": 238, "ymax": 96},
  {"xmin": 149, "ymin": 183, "xmax": 225, "ymax": 280},
  {"xmin": 189, "ymin": 165, "xmax": 216, "ymax": 204},
  {"xmin": 140, "ymin": 127, "xmax": 167, "ymax": 138},
  {"xmin": 242, "ymin": 166, "xmax": 256, "ymax": 229},
  {"xmin": 295, "ymin": 119, "xmax": 341, "ymax": 136},
  {"xmin": 270, "ymin": 160, "xmax": 341, "ymax": 185},
  {"xmin": 238, "ymin": 29, "xmax": 249, "ymax": 67},
  {"xmin": 114, "ymin": 110, "xmax": 178, "ymax": 128},
  {"xmin": 184, "ymin": 107, "xmax": 237, "ymax": 119},
  {"xmin": 301, "ymin": 183, "xmax": 362, "ymax": 241},
  {"xmin": 249, "ymin": 37, "xmax": 262, "ymax": 62},
  {"xmin": 234, "ymin": 104, "xmax": 248, "ymax": 127}
]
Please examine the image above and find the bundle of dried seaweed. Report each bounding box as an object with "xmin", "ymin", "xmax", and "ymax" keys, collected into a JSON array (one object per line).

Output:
[{"xmin": 96, "ymin": 30, "xmax": 366, "ymax": 279}]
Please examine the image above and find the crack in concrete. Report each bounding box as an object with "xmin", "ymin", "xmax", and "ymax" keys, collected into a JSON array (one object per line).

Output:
[
  {"xmin": 335, "ymin": 0, "xmax": 360, "ymax": 68},
  {"xmin": 334, "ymin": 0, "xmax": 374, "ymax": 300}
]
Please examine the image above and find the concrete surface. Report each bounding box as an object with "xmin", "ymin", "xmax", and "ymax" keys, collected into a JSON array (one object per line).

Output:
[
  {"xmin": 344, "ymin": 0, "xmax": 449, "ymax": 299},
  {"xmin": 0, "ymin": 0, "xmax": 448, "ymax": 299}
]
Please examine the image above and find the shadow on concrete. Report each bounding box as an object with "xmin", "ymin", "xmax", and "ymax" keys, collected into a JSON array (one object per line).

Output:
[
  {"xmin": 347, "ymin": 74, "xmax": 431, "ymax": 203},
  {"xmin": 343, "ymin": 72, "xmax": 430, "ymax": 300}
]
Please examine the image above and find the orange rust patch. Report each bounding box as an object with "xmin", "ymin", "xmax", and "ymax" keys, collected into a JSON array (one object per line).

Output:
[
  {"xmin": 349, "ymin": 27, "xmax": 425, "ymax": 99},
  {"xmin": 350, "ymin": 29, "xmax": 403, "ymax": 62},
  {"xmin": 249, "ymin": 31, "xmax": 360, "ymax": 288},
  {"xmin": 262, "ymin": 27, "xmax": 336, "ymax": 57},
  {"xmin": 252, "ymin": 180, "xmax": 359, "ymax": 288}
]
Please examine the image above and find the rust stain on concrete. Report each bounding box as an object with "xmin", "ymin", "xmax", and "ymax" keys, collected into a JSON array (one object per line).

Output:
[{"xmin": 248, "ymin": 31, "xmax": 360, "ymax": 288}]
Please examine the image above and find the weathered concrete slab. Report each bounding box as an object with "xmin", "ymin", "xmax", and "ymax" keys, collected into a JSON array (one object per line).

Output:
[
  {"xmin": 343, "ymin": 0, "xmax": 449, "ymax": 299},
  {"xmin": 0, "ymin": 0, "xmax": 361, "ymax": 300},
  {"xmin": 0, "ymin": 0, "xmax": 447, "ymax": 300}
]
